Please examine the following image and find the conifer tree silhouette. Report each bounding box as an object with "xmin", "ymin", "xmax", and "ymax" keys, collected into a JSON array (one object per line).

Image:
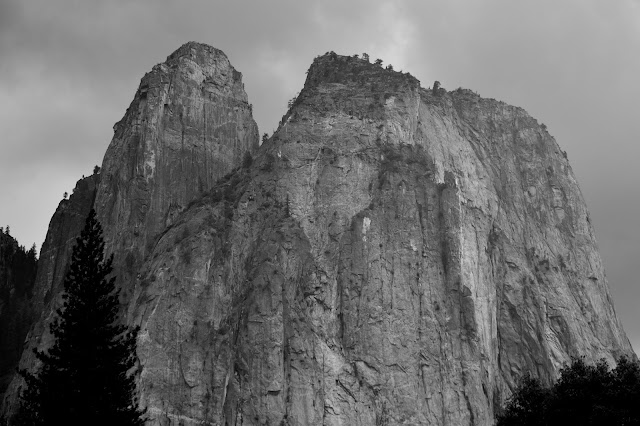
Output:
[{"xmin": 16, "ymin": 209, "xmax": 145, "ymax": 425}]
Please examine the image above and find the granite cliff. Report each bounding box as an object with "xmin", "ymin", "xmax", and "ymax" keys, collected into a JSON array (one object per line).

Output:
[
  {"xmin": 1, "ymin": 42, "xmax": 259, "ymax": 419},
  {"xmin": 1, "ymin": 44, "xmax": 634, "ymax": 425}
]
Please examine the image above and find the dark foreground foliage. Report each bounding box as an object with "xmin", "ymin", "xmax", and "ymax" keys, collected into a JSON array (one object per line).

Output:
[
  {"xmin": 497, "ymin": 356, "xmax": 640, "ymax": 425},
  {"xmin": 15, "ymin": 209, "xmax": 145, "ymax": 426},
  {"xmin": 0, "ymin": 230, "xmax": 37, "ymax": 398}
]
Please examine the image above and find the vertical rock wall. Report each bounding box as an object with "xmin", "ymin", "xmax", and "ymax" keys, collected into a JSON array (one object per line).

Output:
[
  {"xmin": 128, "ymin": 53, "xmax": 633, "ymax": 425},
  {"xmin": 94, "ymin": 41, "xmax": 259, "ymax": 294},
  {"xmin": 1, "ymin": 42, "xmax": 259, "ymax": 420},
  {"xmin": 2, "ymin": 48, "xmax": 633, "ymax": 425}
]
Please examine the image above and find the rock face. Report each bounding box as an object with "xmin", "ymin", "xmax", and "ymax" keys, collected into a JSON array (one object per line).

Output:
[
  {"xmin": 29, "ymin": 174, "xmax": 99, "ymax": 327},
  {"xmin": 94, "ymin": 41, "xmax": 259, "ymax": 292},
  {"xmin": 1, "ymin": 42, "xmax": 259, "ymax": 418},
  {"xmin": 129, "ymin": 53, "xmax": 633, "ymax": 425},
  {"xmin": 2, "ymin": 47, "xmax": 633, "ymax": 425}
]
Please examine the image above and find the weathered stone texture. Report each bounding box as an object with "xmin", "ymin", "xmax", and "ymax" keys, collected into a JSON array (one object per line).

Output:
[
  {"xmin": 1, "ymin": 42, "xmax": 259, "ymax": 420},
  {"xmin": 130, "ymin": 53, "xmax": 633, "ymax": 425},
  {"xmin": 95, "ymin": 41, "xmax": 259, "ymax": 287},
  {"xmin": 3, "ymin": 48, "xmax": 633, "ymax": 425},
  {"xmin": 32, "ymin": 175, "xmax": 99, "ymax": 320}
]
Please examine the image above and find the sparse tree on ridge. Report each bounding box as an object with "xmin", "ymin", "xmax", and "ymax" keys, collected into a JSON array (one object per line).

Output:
[{"xmin": 16, "ymin": 209, "xmax": 145, "ymax": 426}]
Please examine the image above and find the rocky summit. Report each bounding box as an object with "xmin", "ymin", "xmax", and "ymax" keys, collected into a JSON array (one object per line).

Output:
[{"xmin": 1, "ymin": 43, "xmax": 634, "ymax": 425}]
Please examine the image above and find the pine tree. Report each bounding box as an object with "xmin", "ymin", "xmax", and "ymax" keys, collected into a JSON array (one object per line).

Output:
[{"xmin": 16, "ymin": 209, "xmax": 145, "ymax": 425}]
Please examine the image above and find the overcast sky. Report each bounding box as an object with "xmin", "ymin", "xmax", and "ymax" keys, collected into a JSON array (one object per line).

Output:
[{"xmin": 1, "ymin": 0, "xmax": 638, "ymax": 354}]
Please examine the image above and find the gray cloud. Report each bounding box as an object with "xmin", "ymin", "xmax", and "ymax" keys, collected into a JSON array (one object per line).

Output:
[{"xmin": 1, "ymin": 0, "xmax": 638, "ymax": 354}]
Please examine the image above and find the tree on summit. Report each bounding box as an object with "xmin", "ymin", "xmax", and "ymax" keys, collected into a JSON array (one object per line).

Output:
[{"xmin": 16, "ymin": 209, "xmax": 145, "ymax": 426}]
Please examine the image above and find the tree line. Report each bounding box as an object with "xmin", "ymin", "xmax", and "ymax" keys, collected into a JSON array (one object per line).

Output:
[
  {"xmin": 497, "ymin": 355, "xmax": 640, "ymax": 425},
  {"xmin": 0, "ymin": 230, "xmax": 38, "ymax": 403}
]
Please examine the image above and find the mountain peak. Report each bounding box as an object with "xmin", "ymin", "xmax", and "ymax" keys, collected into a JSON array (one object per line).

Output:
[
  {"xmin": 166, "ymin": 41, "xmax": 228, "ymax": 64},
  {"xmin": 1, "ymin": 43, "xmax": 633, "ymax": 426},
  {"xmin": 303, "ymin": 51, "xmax": 420, "ymax": 93}
]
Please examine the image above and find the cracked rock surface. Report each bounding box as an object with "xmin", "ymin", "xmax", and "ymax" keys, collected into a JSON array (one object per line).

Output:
[
  {"xmin": 2, "ymin": 48, "xmax": 633, "ymax": 425},
  {"xmin": 1, "ymin": 42, "xmax": 258, "ymax": 418},
  {"xmin": 131, "ymin": 53, "xmax": 634, "ymax": 425}
]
